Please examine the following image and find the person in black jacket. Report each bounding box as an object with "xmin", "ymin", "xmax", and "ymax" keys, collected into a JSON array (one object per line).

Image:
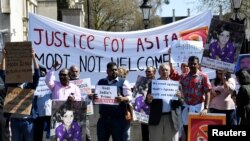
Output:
[
  {"xmin": 95, "ymin": 62, "xmax": 132, "ymax": 141},
  {"xmin": 235, "ymin": 68, "xmax": 250, "ymax": 125},
  {"xmin": 146, "ymin": 63, "xmax": 181, "ymax": 141}
]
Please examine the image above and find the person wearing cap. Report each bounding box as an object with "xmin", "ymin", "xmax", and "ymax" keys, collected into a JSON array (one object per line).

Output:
[{"xmin": 209, "ymin": 70, "xmax": 237, "ymax": 125}]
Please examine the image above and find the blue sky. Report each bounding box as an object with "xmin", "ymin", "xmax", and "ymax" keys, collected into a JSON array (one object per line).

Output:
[{"xmin": 157, "ymin": 0, "xmax": 199, "ymax": 17}]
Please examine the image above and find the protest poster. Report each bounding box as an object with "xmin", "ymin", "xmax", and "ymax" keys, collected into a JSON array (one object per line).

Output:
[
  {"xmin": 51, "ymin": 101, "xmax": 86, "ymax": 140},
  {"xmin": 35, "ymin": 77, "xmax": 51, "ymax": 96},
  {"xmin": 132, "ymin": 75, "xmax": 151, "ymax": 123},
  {"xmin": 3, "ymin": 87, "xmax": 34, "ymax": 115},
  {"xmin": 71, "ymin": 78, "xmax": 92, "ymax": 99},
  {"xmin": 171, "ymin": 40, "xmax": 203, "ymax": 63},
  {"xmin": 235, "ymin": 54, "xmax": 250, "ymax": 72},
  {"xmin": 188, "ymin": 113, "xmax": 226, "ymax": 141},
  {"xmin": 28, "ymin": 11, "xmax": 212, "ymax": 86},
  {"xmin": 94, "ymin": 85, "xmax": 118, "ymax": 105},
  {"xmin": 201, "ymin": 18, "xmax": 245, "ymax": 72},
  {"xmin": 133, "ymin": 110, "xmax": 149, "ymax": 124},
  {"xmin": 151, "ymin": 80, "xmax": 179, "ymax": 102},
  {"xmin": 71, "ymin": 78, "xmax": 93, "ymax": 115},
  {"xmin": 132, "ymin": 75, "xmax": 151, "ymax": 98},
  {"xmin": 5, "ymin": 41, "xmax": 33, "ymax": 83}
]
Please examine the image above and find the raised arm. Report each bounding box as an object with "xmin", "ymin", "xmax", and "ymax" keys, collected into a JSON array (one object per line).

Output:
[
  {"xmin": 1, "ymin": 48, "xmax": 6, "ymax": 71},
  {"xmin": 45, "ymin": 61, "xmax": 60, "ymax": 90},
  {"xmin": 32, "ymin": 48, "xmax": 39, "ymax": 69}
]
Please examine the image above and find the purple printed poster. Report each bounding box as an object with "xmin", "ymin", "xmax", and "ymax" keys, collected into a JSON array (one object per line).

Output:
[
  {"xmin": 51, "ymin": 101, "xmax": 86, "ymax": 141},
  {"xmin": 201, "ymin": 18, "xmax": 245, "ymax": 72}
]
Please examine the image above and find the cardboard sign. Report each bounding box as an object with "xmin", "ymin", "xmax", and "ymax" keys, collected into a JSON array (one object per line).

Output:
[
  {"xmin": 5, "ymin": 41, "xmax": 32, "ymax": 83},
  {"xmin": 188, "ymin": 113, "xmax": 226, "ymax": 141},
  {"xmin": 4, "ymin": 87, "xmax": 34, "ymax": 115}
]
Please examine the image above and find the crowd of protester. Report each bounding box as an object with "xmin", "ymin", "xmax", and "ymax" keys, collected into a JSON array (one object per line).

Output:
[{"xmin": 0, "ymin": 46, "xmax": 250, "ymax": 141}]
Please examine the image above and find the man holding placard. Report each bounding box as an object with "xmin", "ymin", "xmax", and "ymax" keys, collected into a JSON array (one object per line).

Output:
[
  {"xmin": 0, "ymin": 45, "xmax": 40, "ymax": 141},
  {"xmin": 45, "ymin": 61, "xmax": 81, "ymax": 101},
  {"xmin": 146, "ymin": 63, "xmax": 181, "ymax": 141},
  {"xmin": 69, "ymin": 65, "xmax": 92, "ymax": 141},
  {"xmin": 94, "ymin": 62, "xmax": 132, "ymax": 141}
]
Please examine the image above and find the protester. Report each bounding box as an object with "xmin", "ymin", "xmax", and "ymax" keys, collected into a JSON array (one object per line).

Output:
[
  {"xmin": 0, "ymin": 65, "xmax": 9, "ymax": 141},
  {"xmin": 95, "ymin": 62, "xmax": 132, "ymax": 141},
  {"xmin": 209, "ymin": 24, "xmax": 235, "ymax": 63},
  {"xmin": 0, "ymin": 48, "xmax": 40, "ymax": 141},
  {"xmin": 118, "ymin": 67, "xmax": 129, "ymax": 78},
  {"xmin": 179, "ymin": 56, "xmax": 212, "ymax": 141},
  {"xmin": 209, "ymin": 70, "xmax": 237, "ymax": 125},
  {"xmin": 235, "ymin": 69, "xmax": 250, "ymax": 125},
  {"xmin": 55, "ymin": 102, "xmax": 82, "ymax": 141},
  {"xmin": 33, "ymin": 65, "xmax": 52, "ymax": 141},
  {"xmin": 117, "ymin": 66, "xmax": 132, "ymax": 141},
  {"xmin": 146, "ymin": 63, "xmax": 181, "ymax": 141},
  {"xmin": 69, "ymin": 65, "xmax": 92, "ymax": 141},
  {"xmin": 45, "ymin": 61, "xmax": 81, "ymax": 101},
  {"xmin": 138, "ymin": 66, "xmax": 156, "ymax": 141}
]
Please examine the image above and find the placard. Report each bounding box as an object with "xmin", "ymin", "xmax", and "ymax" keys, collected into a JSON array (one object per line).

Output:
[
  {"xmin": 3, "ymin": 87, "xmax": 34, "ymax": 115},
  {"xmin": 235, "ymin": 54, "xmax": 250, "ymax": 72},
  {"xmin": 188, "ymin": 113, "xmax": 226, "ymax": 141},
  {"xmin": 171, "ymin": 40, "xmax": 203, "ymax": 63},
  {"xmin": 201, "ymin": 18, "xmax": 245, "ymax": 72},
  {"xmin": 5, "ymin": 41, "xmax": 33, "ymax": 83},
  {"xmin": 51, "ymin": 101, "xmax": 86, "ymax": 140},
  {"xmin": 35, "ymin": 77, "xmax": 51, "ymax": 96},
  {"xmin": 151, "ymin": 80, "xmax": 179, "ymax": 102},
  {"xmin": 94, "ymin": 85, "xmax": 118, "ymax": 105},
  {"xmin": 133, "ymin": 110, "xmax": 149, "ymax": 124}
]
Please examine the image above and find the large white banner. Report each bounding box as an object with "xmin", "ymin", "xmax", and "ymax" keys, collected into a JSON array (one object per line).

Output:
[{"xmin": 28, "ymin": 11, "xmax": 212, "ymax": 86}]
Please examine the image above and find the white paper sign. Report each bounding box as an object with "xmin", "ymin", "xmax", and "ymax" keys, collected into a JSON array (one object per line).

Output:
[
  {"xmin": 151, "ymin": 80, "xmax": 179, "ymax": 102},
  {"xmin": 134, "ymin": 110, "xmax": 149, "ymax": 124},
  {"xmin": 35, "ymin": 77, "xmax": 51, "ymax": 96},
  {"xmin": 171, "ymin": 40, "xmax": 203, "ymax": 63},
  {"xmin": 71, "ymin": 78, "xmax": 91, "ymax": 99},
  {"xmin": 201, "ymin": 57, "xmax": 235, "ymax": 72},
  {"xmin": 94, "ymin": 85, "xmax": 118, "ymax": 105},
  {"xmin": 71, "ymin": 78, "xmax": 93, "ymax": 115}
]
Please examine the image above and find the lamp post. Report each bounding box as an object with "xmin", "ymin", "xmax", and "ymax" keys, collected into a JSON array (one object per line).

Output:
[{"xmin": 140, "ymin": 0, "xmax": 152, "ymax": 29}]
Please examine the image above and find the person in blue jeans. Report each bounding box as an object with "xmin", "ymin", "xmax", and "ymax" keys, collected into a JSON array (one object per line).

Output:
[
  {"xmin": 0, "ymin": 48, "xmax": 40, "ymax": 141},
  {"xmin": 95, "ymin": 62, "xmax": 133, "ymax": 141}
]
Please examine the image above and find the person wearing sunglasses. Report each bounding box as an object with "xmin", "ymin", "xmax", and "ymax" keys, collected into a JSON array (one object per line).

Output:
[{"xmin": 45, "ymin": 61, "xmax": 81, "ymax": 101}]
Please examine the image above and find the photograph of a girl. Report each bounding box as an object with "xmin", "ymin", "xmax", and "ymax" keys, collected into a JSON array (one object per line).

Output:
[
  {"xmin": 52, "ymin": 101, "xmax": 86, "ymax": 141},
  {"xmin": 201, "ymin": 18, "xmax": 245, "ymax": 72},
  {"xmin": 209, "ymin": 24, "xmax": 235, "ymax": 63}
]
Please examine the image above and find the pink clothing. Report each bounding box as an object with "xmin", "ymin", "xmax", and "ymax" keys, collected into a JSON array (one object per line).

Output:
[
  {"xmin": 209, "ymin": 86, "xmax": 235, "ymax": 110},
  {"xmin": 45, "ymin": 69, "xmax": 81, "ymax": 101}
]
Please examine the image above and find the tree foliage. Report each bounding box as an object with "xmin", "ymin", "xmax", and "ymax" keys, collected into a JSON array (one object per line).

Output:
[
  {"xmin": 83, "ymin": 0, "xmax": 164, "ymax": 31},
  {"xmin": 195, "ymin": 0, "xmax": 250, "ymax": 15}
]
